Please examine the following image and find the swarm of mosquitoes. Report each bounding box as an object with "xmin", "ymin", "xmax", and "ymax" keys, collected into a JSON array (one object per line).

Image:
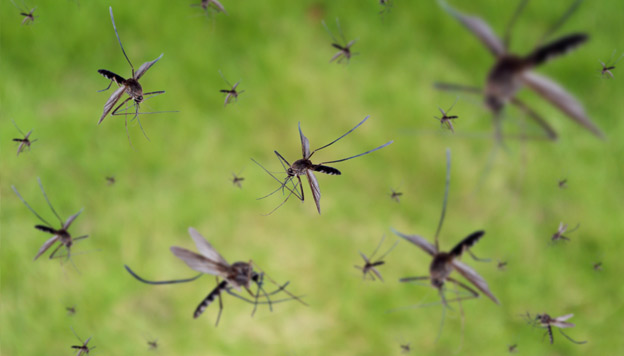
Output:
[{"xmin": 10, "ymin": 0, "xmax": 614, "ymax": 353}]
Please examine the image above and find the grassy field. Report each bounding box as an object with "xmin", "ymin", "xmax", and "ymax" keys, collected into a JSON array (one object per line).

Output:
[{"xmin": 1, "ymin": 0, "xmax": 623, "ymax": 355}]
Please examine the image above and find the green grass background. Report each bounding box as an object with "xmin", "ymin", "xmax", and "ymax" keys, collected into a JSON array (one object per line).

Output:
[{"xmin": 1, "ymin": 0, "xmax": 623, "ymax": 355}]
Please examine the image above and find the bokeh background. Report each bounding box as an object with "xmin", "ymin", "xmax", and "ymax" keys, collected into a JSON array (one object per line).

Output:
[{"xmin": 1, "ymin": 0, "xmax": 623, "ymax": 355}]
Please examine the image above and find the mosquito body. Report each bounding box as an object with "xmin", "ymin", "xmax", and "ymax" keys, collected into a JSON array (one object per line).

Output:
[
  {"xmin": 497, "ymin": 260, "xmax": 508, "ymax": 271},
  {"xmin": 253, "ymin": 116, "xmax": 392, "ymax": 214},
  {"xmin": 12, "ymin": 178, "xmax": 88, "ymax": 261},
  {"xmin": 106, "ymin": 176, "xmax": 116, "ymax": 185},
  {"xmin": 598, "ymin": 50, "xmax": 623, "ymax": 78},
  {"xmin": 11, "ymin": 120, "xmax": 37, "ymax": 156},
  {"xmin": 219, "ymin": 71, "xmax": 244, "ymax": 106},
  {"xmin": 593, "ymin": 262, "xmax": 602, "ymax": 271},
  {"xmin": 66, "ymin": 306, "xmax": 76, "ymax": 315},
  {"xmin": 10, "ymin": 1, "xmax": 37, "ymax": 25},
  {"xmin": 551, "ymin": 222, "xmax": 579, "ymax": 242},
  {"xmin": 379, "ymin": 0, "xmax": 393, "ymax": 15},
  {"xmin": 147, "ymin": 339, "xmax": 158, "ymax": 350},
  {"xmin": 390, "ymin": 188, "xmax": 403, "ymax": 203},
  {"xmin": 323, "ymin": 18, "xmax": 358, "ymax": 64},
  {"xmin": 400, "ymin": 343, "xmax": 411, "ymax": 353},
  {"xmin": 435, "ymin": 0, "xmax": 603, "ymax": 140},
  {"xmin": 533, "ymin": 313, "xmax": 587, "ymax": 345},
  {"xmin": 71, "ymin": 328, "xmax": 95, "ymax": 356},
  {"xmin": 98, "ymin": 7, "xmax": 169, "ymax": 142},
  {"xmin": 508, "ymin": 344, "xmax": 518, "ymax": 353},
  {"xmin": 125, "ymin": 227, "xmax": 305, "ymax": 326},
  {"xmin": 558, "ymin": 178, "xmax": 568, "ymax": 189},
  {"xmin": 192, "ymin": 0, "xmax": 227, "ymax": 14},
  {"xmin": 232, "ymin": 173, "xmax": 245, "ymax": 188},
  {"xmin": 434, "ymin": 98, "xmax": 459, "ymax": 133},
  {"xmin": 354, "ymin": 236, "xmax": 397, "ymax": 282}
]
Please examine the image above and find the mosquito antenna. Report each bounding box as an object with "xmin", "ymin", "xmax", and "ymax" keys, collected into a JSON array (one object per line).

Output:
[
  {"xmin": 567, "ymin": 223, "xmax": 580, "ymax": 234},
  {"xmin": 311, "ymin": 116, "xmax": 370, "ymax": 156},
  {"xmin": 538, "ymin": 0, "xmax": 583, "ymax": 44},
  {"xmin": 274, "ymin": 151, "xmax": 292, "ymax": 171},
  {"xmin": 503, "ymin": 0, "xmax": 529, "ymax": 49},
  {"xmin": 109, "ymin": 7, "xmax": 134, "ymax": 76},
  {"xmin": 12, "ymin": 185, "xmax": 53, "ymax": 227},
  {"xmin": 434, "ymin": 148, "xmax": 451, "ymax": 250},
  {"xmin": 124, "ymin": 265, "xmax": 203, "ymax": 284},
  {"xmin": 558, "ymin": 329, "xmax": 587, "ymax": 344},
  {"xmin": 251, "ymin": 159, "xmax": 301, "ymax": 200},
  {"xmin": 218, "ymin": 70, "xmax": 233, "ymax": 88},
  {"xmin": 36, "ymin": 177, "xmax": 64, "ymax": 226},
  {"xmin": 318, "ymin": 140, "xmax": 393, "ymax": 165},
  {"xmin": 11, "ymin": 119, "xmax": 26, "ymax": 136}
]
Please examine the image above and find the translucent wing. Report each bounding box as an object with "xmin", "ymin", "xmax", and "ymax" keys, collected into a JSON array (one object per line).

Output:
[
  {"xmin": 99, "ymin": 86, "xmax": 126, "ymax": 124},
  {"xmin": 134, "ymin": 53, "xmax": 164, "ymax": 80},
  {"xmin": 359, "ymin": 252, "xmax": 371, "ymax": 264},
  {"xmin": 391, "ymin": 228, "xmax": 437, "ymax": 256},
  {"xmin": 452, "ymin": 260, "xmax": 500, "ymax": 304},
  {"xmin": 211, "ymin": 0, "xmax": 227, "ymax": 13},
  {"xmin": 306, "ymin": 170, "xmax": 321, "ymax": 214},
  {"xmin": 16, "ymin": 142, "xmax": 25, "ymax": 156},
  {"xmin": 170, "ymin": 246, "xmax": 229, "ymax": 276},
  {"xmin": 346, "ymin": 39, "xmax": 357, "ymax": 48},
  {"xmin": 298, "ymin": 122, "xmax": 311, "ymax": 158},
  {"xmin": 63, "ymin": 208, "xmax": 84, "ymax": 230},
  {"xmin": 556, "ymin": 313, "xmax": 574, "ymax": 322},
  {"xmin": 521, "ymin": 71, "xmax": 604, "ymax": 138},
  {"xmin": 330, "ymin": 51, "xmax": 343, "ymax": 63},
  {"xmin": 231, "ymin": 81, "xmax": 239, "ymax": 91},
  {"xmin": 552, "ymin": 320, "xmax": 575, "ymax": 329},
  {"xmin": 187, "ymin": 227, "xmax": 229, "ymax": 266},
  {"xmin": 34, "ymin": 235, "xmax": 59, "ymax": 261}
]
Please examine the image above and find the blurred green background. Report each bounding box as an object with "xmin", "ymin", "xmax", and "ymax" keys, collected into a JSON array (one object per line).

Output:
[{"xmin": 1, "ymin": 0, "xmax": 623, "ymax": 355}]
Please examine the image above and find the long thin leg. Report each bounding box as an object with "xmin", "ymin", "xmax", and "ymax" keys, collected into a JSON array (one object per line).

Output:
[
  {"xmin": 558, "ymin": 329, "xmax": 587, "ymax": 344},
  {"xmin": 538, "ymin": 0, "xmax": 583, "ymax": 44},
  {"xmin": 11, "ymin": 186, "xmax": 53, "ymax": 227},
  {"xmin": 510, "ymin": 97, "xmax": 557, "ymax": 140},
  {"xmin": 250, "ymin": 264, "xmax": 308, "ymax": 307},
  {"xmin": 435, "ymin": 148, "xmax": 451, "ymax": 250},
  {"xmin": 109, "ymin": 6, "xmax": 135, "ymax": 75},
  {"xmin": 310, "ymin": 116, "xmax": 370, "ymax": 157},
  {"xmin": 215, "ymin": 277, "xmax": 223, "ymax": 327},
  {"xmin": 37, "ymin": 177, "xmax": 63, "ymax": 226},
  {"xmin": 503, "ymin": 0, "xmax": 529, "ymax": 49},
  {"xmin": 124, "ymin": 265, "xmax": 203, "ymax": 284}
]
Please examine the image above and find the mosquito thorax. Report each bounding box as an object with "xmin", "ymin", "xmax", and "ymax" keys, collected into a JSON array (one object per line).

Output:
[
  {"xmin": 291, "ymin": 159, "xmax": 312, "ymax": 174},
  {"xmin": 229, "ymin": 262, "xmax": 253, "ymax": 286}
]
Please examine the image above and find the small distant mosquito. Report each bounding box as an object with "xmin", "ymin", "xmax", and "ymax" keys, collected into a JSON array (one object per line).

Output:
[
  {"xmin": 497, "ymin": 260, "xmax": 508, "ymax": 271},
  {"xmin": 434, "ymin": 97, "xmax": 459, "ymax": 133},
  {"xmin": 389, "ymin": 188, "xmax": 403, "ymax": 203},
  {"xmin": 192, "ymin": 0, "xmax": 227, "ymax": 15},
  {"xmin": 71, "ymin": 327, "xmax": 95, "ymax": 355},
  {"xmin": 529, "ymin": 313, "xmax": 587, "ymax": 345},
  {"xmin": 98, "ymin": 7, "xmax": 171, "ymax": 143},
  {"xmin": 125, "ymin": 227, "xmax": 306, "ymax": 326},
  {"xmin": 551, "ymin": 222, "xmax": 579, "ymax": 243},
  {"xmin": 435, "ymin": 0, "xmax": 603, "ymax": 140},
  {"xmin": 231, "ymin": 172, "xmax": 245, "ymax": 188},
  {"xmin": 11, "ymin": 119, "xmax": 37, "ymax": 156},
  {"xmin": 106, "ymin": 176, "xmax": 116, "ymax": 185},
  {"xmin": 400, "ymin": 343, "xmax": 411, "ymax": 354},
  {"xmin": 253, "ymin": 116, "xmax": 393, "ymax": 214},
  {"xmin": 66, "ymin": 306, "xmax": 76, "ymax": 316},
  {"xmin": 10, "ymin": 0, "xmax": 37, "ymax": 25},
  {"xmin": 558, "ymin": 178, "xmax": 568, "ymax": 189},
  {"xmin": 354, "ymin": 236, "xmax": 398, "ymax": 282},
  {"xmin": 322, "ymin": 18, "xmax": 358, "ymax": 64},
  {"xmin": 147, "ymin": 338, "xmax": 159, "ymax": 350},
  {"xmin": 598, "ymin": 50, "xmax": 623, "ymax": 79},
  {"xmin": 12, "ymin": 178, "xmax": 88, "ymax": 261},
  {"xmin": 219, "ymin": 71, "xmax": 244, "ymax": 107},
  {"xmin": 508, "ymin": 344, "xmax": 518, "ymax": 353},
  {"xmin": 593, "ymin": 262, "xmax": 602, "ymax": 271},
  {"xmin": 379, "ymin": 0, "xmax": 393, "ymax": 15}
]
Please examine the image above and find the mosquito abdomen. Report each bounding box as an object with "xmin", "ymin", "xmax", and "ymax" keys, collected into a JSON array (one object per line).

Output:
[
  {"xmin": 97, "ymin": 69, "xmax": 125, "ymax": 84},
  {"xmin": 526, "ymin": 33, "xmax": 588, "ymax": 67},
  {"xmin": 34, "ymin": 225, "xmax": 56, "ymax": 234},
  {"xmin": 314, "ymin": 165, "xmax": 341, "ymax": 175},
  {"xmin": 193, "ymin": 280, "xmax": 228, "ymax": 318}
]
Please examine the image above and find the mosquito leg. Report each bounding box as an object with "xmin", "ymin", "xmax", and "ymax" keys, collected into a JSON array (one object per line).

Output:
[
  {"xmin": 11, "ymin": 186, "xmax": 53, "ymax": 227},
  {"xmin": 433, "ymin": 82, "xmax": 483, "ymax": 95},
  {"xmin": 466, "ymin": 249, "xmax": 492, "ymax": 262},
  {"xmin": 558, "ymin": 329, "xmax": 587, "ymax": 344},
  {"xmin": 47, "ymin": 242, "xmax": 64, "ymax": 260},
  {"xmin": 214, "ymin": 277, "xmax": 223, "ymax": 327},
  {"xmin": 98, "ymin": 80, "xmax": 114, "ymax": 93},
  {"xmin": 434, "ymin": 148, "xmax": 451, "ymax": 250},
  {"xmin": 510, "ymin": 98, "xmax": 557, "ymax": 141},
  {"xmin": 124, "ymin": 265, "xmax": 203, "ymax": 285},
  {"xmin": 37, "ymin": 178, "xmax": 64, "ymax": 225},
  {"xmin": 399, "ymin": 276, "xmax": 430, "ymax": 283}
]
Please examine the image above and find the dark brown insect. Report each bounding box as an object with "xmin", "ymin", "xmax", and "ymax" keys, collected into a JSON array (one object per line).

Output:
[
  {"xmin": 434, "ymin": 97, "xmax": 459, "ymax": 133},
  {"xmin": 551, "ymin": 222, "xmax": 579, "ymax": 243},
  {"xmin": 354, "ymin": 236, "xmax": 397, "ymax": 282},
  {"xmin": 105, "ymin": 176, "xmax": 116, "ymax": 186},
  {"xmin": 71, "ymin": 327, "xmax": 95, "ymax": 355},
  {"xmin": 219, "ymin": 71, "xmax": 244, "ymax": 107},
  {"xmin": 508, "ymin": 344, "xmax": 518, "ymax": 353},
  {"xmin": 497, "ymin": 260, "xmax": 508, "ymax": 271},
  {"xmin": 598, "ymin": 50, "xmax": 623, "ymax": 79},
  {"xmin": 322, "ymin": 18, "xmax": 358, "ymax": 64},
  {"xmin": 11, "ymin": 119, "xmax": 37, "ymax": 156},
  {"xmin": 10, "ymin": 0, "xmax": 37, "ymax": 25},
  {"xmin": 192, "ymin": 0, "xmax": 227, "ymax": 15},
  {"xmin": 66, "ymin": 306, "xmax": 76, "ymax": 316},
  {"xmin": 98, "ymin": 7, "xmax": 171, "ymax": 143},
  {"xmin": 531, "ymin": 313, "xmax": 587, "ymax": 345},
  {"xmin": 400, "ymin": 343, "xmax": 411, "ymax": 354},
  {"xmin": 435, "ymin": 0, "xmax": 603, "ymax": 141},
  {"xmin": 593, "ymin": 262, "xmax": 602, "ymax": 271},
  {"xmin": 231, "ymin": 172, "xmax": 245, "ymax": 188},
  {"xmin": 253, "ymin": 116, "xmax": 393, "ymax": 214},
  {"xmin": 147, "ymin": 338, "xmax": 158, "ymax": 350},
  {"xmin": 125, "ymin": 227, "xmax": 305, "ymax": 326},
  {"xmin": 12, "ymin": 178, "xmax": 88, "ymax": 262},
  {"xmin": 558, "ymin": 178, "xmax": 568, "ymax": 189},
  {"xmin": 389, "ymin": 188, "xmax": 403, "ymax": 203}
]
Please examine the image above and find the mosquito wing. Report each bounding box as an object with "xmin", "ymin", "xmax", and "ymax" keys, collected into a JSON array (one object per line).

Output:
[
  {"xmin": 187, "ymin": 227, "xmax": 229, "ymax": 266},
  {"xmin": 438, "ymin": 0, "xmax": 505, "ymax": 57},
  {"xmin": 346, "ymin": 39, "xmax": 357, "ymax": 48},
  {"xmin": 521, "ymin": 71, "xmax": 604, "ymax": 138},
  {"xmin": 391, "ymin": 228, "xmax": 437, "ymax": 256},
  {"xmin": 452, "ymin": 259, "xmax": 500, "ymax": 304},
  {"xmin": 330, "ymin": 51, "xmax": 343, "ymax": 63},
  {"xmin": 33, "ymin": 235, "xmax": 60, "ymax": 261},
  {"xmin": 298, "ymin": 122, "xmax": 311, "ymax": 158},
  {"xmin": 134, "ymin": 53, "xmax": 164, "ymax": 80},
  {"xmin": 63, "ymin": 208, "xmax": 84, "ymax": 230},
  {"xmin": 211, "ymin": 0, "xmax": 227, "ymax": 14},
  {"xmin": 231, "ymin": 81, "xmax": 240, "ymax": 91},
  {"xmin": 306, "ymin": 170, "xmax": 321, "ymax": 214},
  {"xmin": 359, "ymin": 251, "xmax": 371, "ymax": 264},
  {"xmin": 552, "ymin": 320, "xmax": 575, "ymax": 329},
  {"xmin": 99, "ymin": 86, "xmax": 126, "ymax": 124},
  {"xmin": 170, "ymin": 246, "xmax": 229, "ymax": 277},
  {"xmin": 16, "ymin": 141, "xmax": 25, "ymax": 156}
]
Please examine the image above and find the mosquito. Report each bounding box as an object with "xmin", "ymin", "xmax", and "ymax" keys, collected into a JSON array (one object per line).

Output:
[
  {"xmin": 551, "ymin": 222, "xmax": 579, "ymax": 243},
  {"xmin": 400, "ymin": 343, "xmax": 411, "ymax": 354},
  {"xmin": 497, "ymin": 260, "xmax": 508, "ymax": 271},
  {"xmin": 389, "ymin": 188, "xmax": 403, "ymax": 203},
  {"xmin": 391, "ymin": 149, "xmax": 498, "ymax": 341},
  {"xmin": 379, "ymin": 0, "xmax": 393, "ymax": 16},
  {"xmin": 354, "ymin": 236, "xmax": 398, "ymax": 282},
  {"xmin": 192, "ymin": 0, "xmax": 227, "ymax": 15},
  {"xmin": 11, "ymin": 119, "xmax": 37, "ymax": 156},
  {"xmin": 508, "ymin": 344, "xmax": 518, "ymax": 353},
  {"xmin": 322, "ymin": 18, "xmax": 358, "ymax": 64},
  {"xmin": 70, "ymin": 327, "xmax": 95, "ymax": 355},
  {"xmin": 66, "ymin": 306, "xmax": 76, "ymax": 316},
  {"xmin": 98, "ymin": 6, "xmax": 171, "ymax": 143},
  {"xmin": 253, "ymin": 116, "xmax": 393, "ymax": 214},
  {"xmin": 125, "ymin": 227, "xmax": 306, "ymax": 326},
  {"xmin": 147, "ymin": 338, "xmax": 158, "ymax": 350},
  {"xmin": 12, "ymin": 178, "xmax": 88, "ymax": 262},
  {"xmin": 530, "ymin": 313, "xmax": 587, "ymax": 345},
  {"xmin": 598, "ymin": 50, "xmax": 623, "ymax": 79},
  {"xmin": 434, "ymin": 97, "xmax": 459, "ymax": 133},
  {"xmin": 435, "ymin": 0, "xmax": 603, "ymax": 141},
  {"xmin": 10, "ymin": 0, "xmax": 37, "ymax": 25},
  {"xmin": 218, "ymin": 70, "xmax": 244, "ymax": 107},
  {"xmin": 593, "ymin": 262, "xmax": 602, "ymax": 271},
  {"xmin": 231, "ymin": 172, "xmax": 245, "ymax": 188},
  {"xmin": 558, "ymin": 178, "xmax": 568, "ymax": 189},
  {"xmin": 105, "ymin": 176, "xmax": 116, "ymax": 185}
]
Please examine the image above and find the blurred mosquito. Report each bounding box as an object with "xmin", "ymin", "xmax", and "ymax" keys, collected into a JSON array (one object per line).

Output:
[
  {"xmin": 98, "ymin": 7, "xmax": 173, "ymax": 143},
  {"xmin": 105, "ymin": 176, "xmax": 116, "ymax": 185},
  {"xmin": 354, "ymin": 236, "xmax": 398, "ymax": 282},
  {"xmin": 218, "ymin": 71, "xmax": 244, "ymax": 107},
  {"xmin": 593, "ymin": 262, "xmax": 602, "ymax": 271},
  {"xmin": 322, "ymin": 18, "xmax": 358, "ymax": 64},
  {"xmin": 231, "ymin": 172, "xmax": 245, "ymax": 188},
  {"xmin": 528, "ymin": 312, "xmax": 587, "ymax": 345},
  {"xmin": 508, "ymin": 344, "xmax": 518, "ymax": 353},
  {"xmin": 389, "ymin": 188, "xmax": 403, "ymax": 203},
  {"xmin": 12, "ymin": 178, "xmax": 88, "ymax": 262},
  {"xmin": 598, "ymin": 50, "xmax": 623, "ymax": 79},
  {"xmin": 497, "ymin": 260, "xmax": 508, "ymax": 271},
  {"xmin": 391, "ymin": 149, "xmax": 498, "ymax": 341},
  {"xmin": 10, "ymin": 0, "xmax": 37, "ymax": 25},
  {"xmin": 379, "ymin": 0, "xmax": 393, "ymax": 16},
  {"xmin": 147, "ymin": 338, "xmax": 158, "ymax": 350},
  {"xmin": 435, "ymin": 0, "xmax": 603, "ymax": 141},
  {"xmin": 434, "ymin": 97, "xmax": 459, "ymax": 133},
  {"xmin": 192, "ymin": 0, "xmax": 227, "ymax": 15},
  {"xmin": 551, "ymin": 222, "xmax": 579, "ymax": 243},
  {"xmin": 125, "ymin": 227, "xmax": 306, "ymax": 326},
  {"xmin": 71, "ymin": 327, "xmax": 95, "ymax": 355},
  {"xmin": 11, "ymin": 119, "xmax": 37, "ymax": 156},
  {"xmin": 253, "ymin": 116, "xmax": 392, "ymax": 214},
  {"xmin": 400, "ymin": 343, "xmax": 411, "ymax": 354},
  {"xmin": 66, "ymin": 305, "xmax": 76, "ymax": 316},
  {"xmin": 558, "ymin": 178, "xmax": 568, "ymax": 189}
]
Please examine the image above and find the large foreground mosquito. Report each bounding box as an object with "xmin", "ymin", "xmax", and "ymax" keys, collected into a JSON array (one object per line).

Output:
[
  {"xmin": 253, "ymin": 116, "xmax": 392, "ymax": 214},
  {"xmin": 527, "ymin": 313, "xmax": 587, "ymax": 345},
  {"xmin": 598, "ymin": 50, "xmax": 623, "ymax": 79},
  {"xmin": 434, "ymin": 97, "xmax": 459, "ymax": 133},
  {"xmin": 551, "ymin": 222, "xmax": 579, "ymax": 243},
  {"xmin": 322, "ymin": 18, "xmax": 358, "ymax": 64},
  {"xmin": 11, "ymin": 119, "xmax": 37, "ymax": 156},
  {"xmin": 10, "ymin": 0, "xmax": 37, "ymax": 25},
  {"xmin": 354, "ymin": 235, "xmax": 398, "ymax": 282},
  {"xmin": 219, "ymin": 71, "xmax": 244, "ymax": 107},
  {"xmin": 125, "ymin": 227, "xmax": 305, "ymax": 326},
  {"xmin": 98, "ymin": 7, "xmax": 172, "ymax": 143},
  {"xmin": 391, "ymin": 149, "xmax": 498, "ymax": 341},
  {"xmin": 12, "ymin": 178, "xmax": 88, "ymax": 262},
  {"xmin": 435, "ymin": 0, "xmax": 603, "ymax": 141},
  {"xmin": 192, "ymin": 0, "xmax": 227, "ymax": 15},
  {"xmin": 71, "ymin": 327, "xmax": 95, "ymax": 355}
]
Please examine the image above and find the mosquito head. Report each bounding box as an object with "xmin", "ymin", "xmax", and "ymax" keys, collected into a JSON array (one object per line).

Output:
[
  {"xmin": 286, "ymin": 167, "xmax": 295, "ymax": 177},
  {"xmin": 431, "ymin": 278, "xmax": 445, "ymax": 289},
  {"xmin": 485, "ymin": 95, "xmax": 504, "ymax": 113}
]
